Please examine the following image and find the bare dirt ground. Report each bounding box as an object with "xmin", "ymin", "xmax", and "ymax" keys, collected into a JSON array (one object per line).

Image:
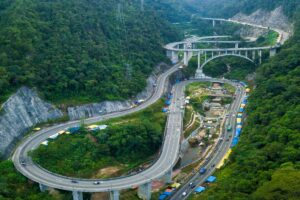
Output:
[
  {"xmin": 91, "ymin": 192, "xmax": 110, "ymax": 200},
  {"xmin": 94, "ymin": 166, "xmax": 121, "ymax": 178}
]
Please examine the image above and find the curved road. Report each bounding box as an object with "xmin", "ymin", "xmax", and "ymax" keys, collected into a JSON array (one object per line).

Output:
[
  {"xmin": 200, "ymin": 17, "xmax": 290, "ymax": 44},
  {"xmin": 12, "ymin": 18, "xmax": 287, "ymax": 196},
  {"xmin": 13, "ymin": 63, "xmax": 181, "ymax": 192}
]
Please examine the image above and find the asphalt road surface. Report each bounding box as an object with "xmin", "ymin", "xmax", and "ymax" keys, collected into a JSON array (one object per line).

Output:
[
  {"xmin": 13, "ymin": 63, "xmax": 184, "ymax": 192},
  {"xmin": 169, "ymin": 80, "xmax": 246, "ymax": 200},
  {"xmin": 13, "ymin": 59, "xmax": 245, "ymax": 195}
]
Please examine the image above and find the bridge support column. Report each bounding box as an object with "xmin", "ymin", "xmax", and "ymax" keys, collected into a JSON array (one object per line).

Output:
[
  {"xmin": 197, "ymin": 52, "xmax": 201, "ymax": 69},
  {"xmin": 72, "ymin": 191, "xmax": 83, "ymax": 200},
  {"xmin": 270, "ymin": 48, "xmax": 277, "ymax": 57},
  {"xmin": 259, "ymin": 50, "xmax": 262, "ymax": 64},
  {"xmin": 252, "ymin": 51, "xmax": 256, "ymax": 60},
  {"xmin": 138, "ymin": 182, "xmax": 152, "ymax": 200},
  {"xmin": 171, "ymin": 51, "xmax": 179, "ymax": 64},
  {"xmin": 235, "ymin": 42, "xmax": 239, "ymax": 49},
  {"xmin": 183, "ymin": 51, "xmax": 188, "ymax": 66},
  {"xmin": 110, "ymin": 190, "xmax": 120, "ymax": 200},
  {"xmin": 39, "ymin": 183, "xmax": 48, "ymax": 192},
  {"xmin": 205, "ymin": 51, "xmax": 207, "ymax": 62},
  {"xmin": 212, "ymin": 20, "xmax": 215, "ymax": 27},
  {"xmin": 166, "ymin": 50, "xmax": 172, "ymax": 58},
  {"xmin": 163, "ymin": 170, "xmax": 173, "ymax": 184}
]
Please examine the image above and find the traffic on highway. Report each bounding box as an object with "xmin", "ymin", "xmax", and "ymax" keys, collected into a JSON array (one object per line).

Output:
[{"xmin": 169, "ymin": 79, "xmax": 247, "ymax": 200}]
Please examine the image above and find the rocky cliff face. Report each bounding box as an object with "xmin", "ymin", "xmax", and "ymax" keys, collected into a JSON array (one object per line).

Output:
[
  {"xmin": 0, "ymin": 87, "xmax": 63, "ymax": 157},
  {"xmin": 235, "ymin": 26, "xmax": 268, "ymax": 40},
  {"xmin": 0, "ymin": 64, "xmax": 170, "ymax": 156},
  {"xmin": 232, "ymin": 7, "xmax": 292, "ymax": 32},
  {"xmin": 67, "ymin": 64, "xmax": 168, "ymax": 120}
]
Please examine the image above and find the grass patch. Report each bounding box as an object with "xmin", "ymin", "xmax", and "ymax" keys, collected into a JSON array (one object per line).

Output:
[
  {"xmin": 223, "ymin": 83, "xmax": 236, "ymax": 94},
  {"xmin": 185, "ymin": 82, "xmax": 210, "ymax": 97},
  {"xmin": 184, "ymin": 119, "xmax": 200, "ymax": 138},
  {"xmin": 184, "ymin": 106, "xmax": 193, "ymax": 128},
  {"xmin": 255, "ymin": 30, "xmax": 279, "ymax": 46},
  {"xmin": 181, "ymin": 159, "xmax": 203, "ymax": 174}
]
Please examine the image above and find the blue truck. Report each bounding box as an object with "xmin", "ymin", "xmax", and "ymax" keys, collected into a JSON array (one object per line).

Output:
[{"xmin": 199, "ymin": 167, "xmax": 207, "ymax": 174}]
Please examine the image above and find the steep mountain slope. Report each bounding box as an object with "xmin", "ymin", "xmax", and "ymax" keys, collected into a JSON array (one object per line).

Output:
[
  {"xmin": 0, "ymin": 0, "xmax": 180, "ymax": 104},
  {"xmin": 183, "ymin": 1, "xmax": 300, "ymax": 200},
  {"xmin": 185, "ymin": 0, "xmax": 299, "ymax": 18}
]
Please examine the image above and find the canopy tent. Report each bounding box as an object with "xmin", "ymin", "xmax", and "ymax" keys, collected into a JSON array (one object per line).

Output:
[
  {"xmin": 231, "ymin": 137, "xmax": 239, "ymax": 147},
  {"xmin": 206, "ymin": 176, "xmax": 216, "ymax": 183},
  {"xmin": 235, "ymin": 128, "xmax": 242, "ymax": 137},
  {"xmin": 159, "ymin": 194, "xmax": 167, "ymax": 200},
  {"xmin": 195, "ymin": 186, "xmax": 206, "ymax": 193}
]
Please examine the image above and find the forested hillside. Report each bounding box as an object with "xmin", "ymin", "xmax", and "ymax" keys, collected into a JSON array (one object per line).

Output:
[
  {"xmin": 185, "ymin": 0, "xmax": 299, "ymax": 18},
  {"xmin": 189, "ymin": 2, "xmax": 300, "ymax": 200},
  {"xmin": 0, "ymin": 0, "xmax": 180, "ymax": 104}
]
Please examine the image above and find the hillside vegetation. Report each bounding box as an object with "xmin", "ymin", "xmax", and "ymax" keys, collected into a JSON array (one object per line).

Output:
[
  {"xmin": 189, "ymin": 3, "xmax": 300, "ymax": 200},
  {"xmin": 31, "ymin": 100, "xmax": 166, "ymax": 178},
  {"xmin": 0, "ymin": 160, "xmax": 70, "ymax": 200},
  {"xmin": 185, "ymin": 0, "xmax": 299, "ymax": 18},
  {"xmin": 0, "ymin": 0, "xmax": 179, "ymax": 104}
]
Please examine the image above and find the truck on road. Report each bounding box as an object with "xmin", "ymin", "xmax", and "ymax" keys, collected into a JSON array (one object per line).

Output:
[{"xmin": 199, "ymin": 167, "xmax": 207, "ymax": 174}]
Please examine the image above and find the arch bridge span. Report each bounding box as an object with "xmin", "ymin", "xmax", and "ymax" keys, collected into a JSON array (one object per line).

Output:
[
  {"xmin": 164, "ymin": 36, "xmax": 279, "ymax": 78},
  {"xmin": 201, "ymin": 53, "xmax": 254, "ymax": 69}
]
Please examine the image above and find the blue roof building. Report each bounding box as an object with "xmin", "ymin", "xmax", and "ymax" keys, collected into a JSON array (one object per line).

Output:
[
  {"xmin": 206, "ymin": 176, "xmax": 217, "ymax": 183},
  {"xmin": 195, "ymin": 186, "xmax": 206, "ymax": 193}
]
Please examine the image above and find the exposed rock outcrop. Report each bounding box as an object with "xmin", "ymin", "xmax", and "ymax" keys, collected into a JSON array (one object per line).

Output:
[
  {"xmin": 232, "ymin": 7, "xmax": 292, "ymax": 33},
  {"xmin": 234, "ymin": 26, "xmax": 268, "ymax": 40},
  {"xmin": 67, "ymin": 64, "xmax": 169, "ymax": 120},
  {"xmin": 0, "ymin": 87, "xmax": 63, "ymax": 157}
]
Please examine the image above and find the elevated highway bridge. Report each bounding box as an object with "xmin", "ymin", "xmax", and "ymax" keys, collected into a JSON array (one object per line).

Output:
[
  {"xmin": 165, "ymin": 35, "xmax": 279, "ymax": 78},
  {"xmin": 12, "ymin": 17, "xmax": 288, "ymax": 200}
]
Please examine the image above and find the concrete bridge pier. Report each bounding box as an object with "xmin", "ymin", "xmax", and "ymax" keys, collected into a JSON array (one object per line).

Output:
[
  {"xmin": 252, "ymin": 51, "xmax": 256, "ymax": 60},
  {"xmin": 212, "ymin": 20, "xmax": 216, "ymax": 27},
  {"xmin": 39, "ymin": 183, "xmax": 48, "ymax": 192},
  {"xmin": 270, "ymin": 48, "xmax": 277, "ymax": 57},
  {"xmin": 235, "ymin": 42, "xmax": 239, "ymax": 49},
  {"xmin": 183, "ymin": 51, "xmax": 188, "ymax": 66},
  {"xmin": 110, "ymin": 190, "xmax": 120, "ymax": 200},
  {"xmin": 138, "ymin": 182, "xmax": 152, "ymax": 200},
  {"xmin": 166, "ymin": 50, "xmax": 172, "ymax": 59},
  {"xmin": 163, "ymin": 170, "xmax": 173, "ymax": 184},
  {"xmin": 197, "ymin": 51, "xmax": 201, "ymax": 69},
  {"xmin": 259, "ymin": 50, "xmax": 262, "ymax": 64},
  {"xmin": 72, "ymin": 191, "xmax": 83, "ymax": 200},
  {"xmin": 171, "ymin": 51, "xmax": 179, "ymax": 63}
]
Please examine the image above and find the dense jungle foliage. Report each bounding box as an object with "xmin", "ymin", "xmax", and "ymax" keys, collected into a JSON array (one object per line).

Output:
[
  {"xmin": 0, "ymin": 160, "xmax": 71, "ymax": 200},
  {"xmin": 191, "ymin": 4, "xmax": 300, "ymax": 200},
  {"xmin": 0, "ymin": 0, "xmax": 180, "ymax": 104}
]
